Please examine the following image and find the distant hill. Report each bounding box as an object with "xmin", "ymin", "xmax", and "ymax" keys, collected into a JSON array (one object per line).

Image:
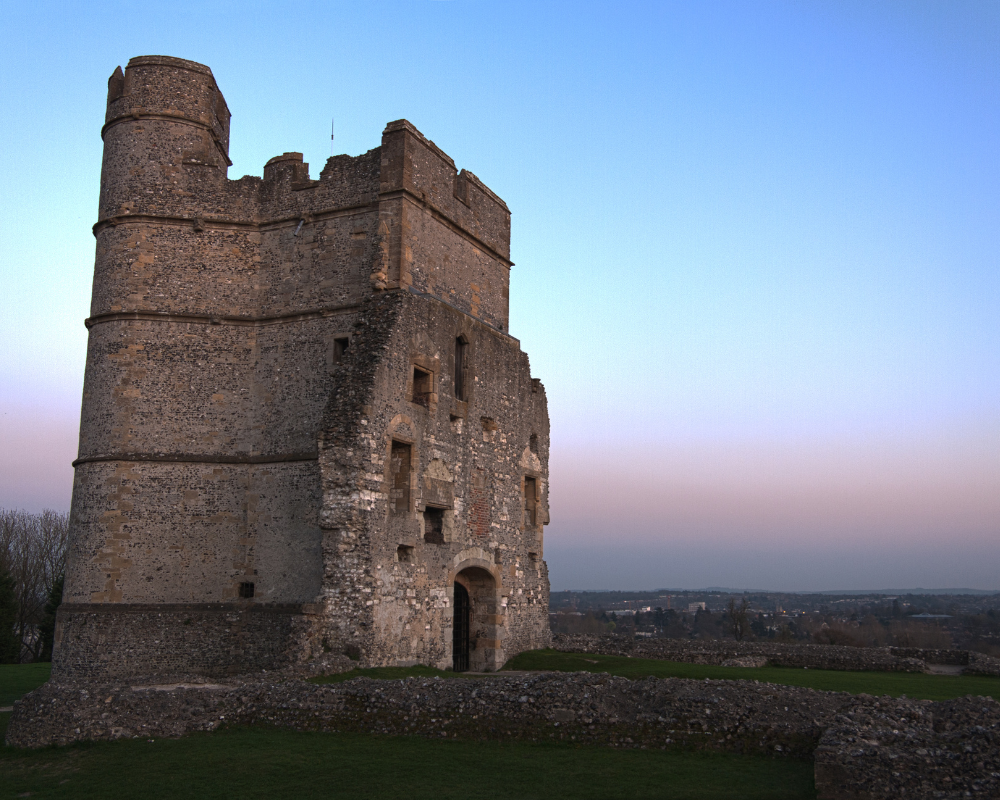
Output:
[
  {"xmin": 812, "ymin": 588, "xmax": 1000, "ymax": 596},
  {"xmin": 555, "ymin": 587, "xmax": 1000, "ymax": 596}
]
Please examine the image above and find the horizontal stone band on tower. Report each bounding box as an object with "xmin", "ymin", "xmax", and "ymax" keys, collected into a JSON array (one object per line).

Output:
[{"xmin": 72, "ymin": 452, "xmax": 319, "ymax": 467}]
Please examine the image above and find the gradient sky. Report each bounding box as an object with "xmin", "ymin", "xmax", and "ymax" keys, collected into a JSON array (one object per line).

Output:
[{"xmin": 1, "ymin": 1, "xmax": 997, "ymax": 591}]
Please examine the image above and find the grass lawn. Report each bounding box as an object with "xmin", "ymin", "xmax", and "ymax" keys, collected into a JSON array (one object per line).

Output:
[
  {"xmin": 0, "ymin": 725, "xmax": 816, "ymax": 800},
  {"xmin": 0, "ymin": 663, "xmax": 51, "ymax": 707},
  {"xmin": 504, "ymin": 649, "xmax": 1000, "ymax": 701},
  {"xmin": 0, "ymin": 661, "xmax": 816, "ymax": 799},
  {"xmin": 5, "ymin": 651, "xmax": 992, "ymax": 800},
  {"xmin": 0, "ymin": 663, "xmax": 53, "ymax": 746}
]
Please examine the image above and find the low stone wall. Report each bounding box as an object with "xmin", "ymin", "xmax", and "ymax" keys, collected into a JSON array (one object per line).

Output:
[
  {"xmin": 814, "ymin": 695, "xmax": 1000, "ymax": 799},
  {"xmin": 7, "ymin": 670, "xmax": 1000, "ymax": 798},
  {"xmin": 963, "ymin": 652, "xmax": 1000, "ymax": 677},
  {"xmin": 888, "ymin": 647, "xmax": 969, "ymax": 666},
  {"xmin": 4, "ymin": 672, "xmax": 842, "ymax": 755},
  {"xmin": 551, "ymin": 634, "xmax": 998, "ymax": 674}
]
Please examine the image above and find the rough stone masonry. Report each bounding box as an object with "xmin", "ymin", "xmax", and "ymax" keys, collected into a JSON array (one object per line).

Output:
[
  {"xmin": 54, "ymin": 55, "xmax": 551, "ymax": 681},
  {"xmin": 9, "ymin": 670, "xmax": 1000, "ymax": 799}
]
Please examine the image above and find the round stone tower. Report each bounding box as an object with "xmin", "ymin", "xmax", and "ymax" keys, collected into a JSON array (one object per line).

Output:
[
  {"xmin": 56, "ymin": 57, "xmax": 325, "ymax": 680},
  {"xmin": 99, "ymin": 55, "xmax": 231, "ymax": 221}
]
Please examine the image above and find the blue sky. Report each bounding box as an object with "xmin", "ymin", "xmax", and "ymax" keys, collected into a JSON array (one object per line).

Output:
[{"xmin": 1, "ymin": 0, "xmax": 997, "ymax": 590}]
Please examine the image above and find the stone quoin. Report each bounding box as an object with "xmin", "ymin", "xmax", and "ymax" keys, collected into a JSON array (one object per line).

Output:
[{"xmin": 55, "ymin": 55, "xmax": 551, "ymax": 680}]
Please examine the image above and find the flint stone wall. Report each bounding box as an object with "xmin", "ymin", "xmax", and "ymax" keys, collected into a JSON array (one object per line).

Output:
[
  {"xmin": 52, "ymin": 604, "xmax": 321, "ymax": 681},
  {"xmin": 316, "ymin": 289, "xmax": 551, "ymax": 671},
  {"xmin": 61, "ymin": 54, "xmax": 551, "ymax": 681},
  {"xmin": 7, "ymin": 670, "xmax": 1000, "ymax": 799},
  {"xmin": 552, "ymin": 634, "xmax": 1000, "ymax": 675}
]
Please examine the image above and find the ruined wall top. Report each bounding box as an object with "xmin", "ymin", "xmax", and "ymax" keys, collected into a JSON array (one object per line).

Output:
[
  {"xmin": 379, "ymin": 119, "xmax": 511, "ymax": 263},
  {"xmin": 96, "ymin": 55, "xmax": 513, "ymax": 330}
]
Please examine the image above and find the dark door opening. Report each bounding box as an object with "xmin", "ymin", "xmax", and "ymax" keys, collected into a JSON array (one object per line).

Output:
[{"xmin": 453, "ymin": 582, "xmax": 470, "ymax": 672}]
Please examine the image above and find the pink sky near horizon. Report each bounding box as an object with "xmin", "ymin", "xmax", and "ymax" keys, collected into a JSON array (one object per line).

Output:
[{"xmin": 550, "ymin": 421, "xmax": 997, "ymax": 547}]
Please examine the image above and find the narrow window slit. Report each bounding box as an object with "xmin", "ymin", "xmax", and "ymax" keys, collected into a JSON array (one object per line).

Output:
[
  {"xmin": 390, "ymin": 441, "xmax": 411, "ymax": 513},
  {"xmin": 524, "ymin": 476, "xmax": 537, "ymax": 528},
  {"xmin": 454, "ymin": 337, "xmax": 468, "ymax": 400},
  {"xmin": 333, "ymin": 337, "xmax": 349, "ymax": 363}
]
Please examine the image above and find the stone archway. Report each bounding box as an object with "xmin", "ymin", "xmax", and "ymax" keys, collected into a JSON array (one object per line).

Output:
[{"xmin": 453, "ymin": 566, "xmax": 501, "ymax": 672}]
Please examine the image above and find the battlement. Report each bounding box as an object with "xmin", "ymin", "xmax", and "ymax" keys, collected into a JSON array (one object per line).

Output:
[
  {"xmin": 263, "ymin": 152, "xmax": 311, "ymax": 185},
  {"xmin": 95, "ymin": 56, "xmax": 513, "ymax": 330},
  {"xmin": 379, "ymin": 119, "xmax": 511, "ymax": 264}
]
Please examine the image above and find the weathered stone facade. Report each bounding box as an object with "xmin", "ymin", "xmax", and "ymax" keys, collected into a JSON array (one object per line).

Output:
[{"xmin": 55, "ymin": 55, "xmax": 550, "ymax": 680}]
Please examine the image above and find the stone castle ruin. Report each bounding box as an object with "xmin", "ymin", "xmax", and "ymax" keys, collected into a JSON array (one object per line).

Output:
[{"xmin": 54, "ymin": 55, "xmax": 551, "ymax": 680}]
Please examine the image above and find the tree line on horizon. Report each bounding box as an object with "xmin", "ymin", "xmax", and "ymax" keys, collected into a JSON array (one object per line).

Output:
[
  {"xmin": 550, "ymin": 604, "xmax": 975, "ymax": 652},
  {"xmin": 0, "ymin": 508, "xmax": 68, "ymax": 663}
]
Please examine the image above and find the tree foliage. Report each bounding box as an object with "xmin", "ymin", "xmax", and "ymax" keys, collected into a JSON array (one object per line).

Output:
[
  {"xmin": 37, "ymin": 573, "xmax": 65, "ymax": 662},
  {"xmin": 0, "ymin": 565, "xmax": 20, "ymax": 663},
  {"xmin": 726, "ymin": 597, "xmax": 751, "ymax": 642},
  {"xmin": 0, "ymin": 508, "xmax": 70, "ymax": 662}
]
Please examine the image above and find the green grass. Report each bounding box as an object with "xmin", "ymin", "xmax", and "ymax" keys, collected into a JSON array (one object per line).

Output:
[
  {"xmin": 0, "ymin": 662, "xmax": 53, "ymax": 744},
  {"xmin": 0, "ymin": 663, "xmax": 50, "ymax": 707},
  {"xmin": 0, "ymin": 726, "xmax": 815, "ymax": 799},
  {"xmin": 504, "ymin": 649, "xmax": 1000, "ymax": 701}
]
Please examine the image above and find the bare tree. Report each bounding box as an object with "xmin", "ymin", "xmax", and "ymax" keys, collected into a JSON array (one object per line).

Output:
[
  {"xmin": 727, "ymin": 597, "xmax": 751, "ymax": 642},
  {"xmin": 0, "ymin": 509, "xmax": 70, "ymax": 661}
]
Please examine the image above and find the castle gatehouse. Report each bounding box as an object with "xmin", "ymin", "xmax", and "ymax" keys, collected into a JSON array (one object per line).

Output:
[{"xmin": 54, "ymin": 56, "xmax": 550, "ymax": 680}]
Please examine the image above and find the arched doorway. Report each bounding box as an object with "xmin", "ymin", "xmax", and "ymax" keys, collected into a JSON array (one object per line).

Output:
[{"xmin": 453, "ymin": 566, "xmax": 501, "ymax": 672}]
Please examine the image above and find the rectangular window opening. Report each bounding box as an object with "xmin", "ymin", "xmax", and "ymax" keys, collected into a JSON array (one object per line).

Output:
[
  {"xmin": 412, "ymin": 366, "xmax": 432, "ymax": 407},
  {"xmin": 424, "ymin": 507, "xmax": 445, "ymax": 544},
  {"xmin": 390, "ymin": 441, "xmax": 412, "ymax": 513},
  {"xmin": 238, "ymin": 581, "xmax": 255, "ymax": 599},
  {"xmin": 333, "ymin": 337, "xmax": 350, "ymax": 363},
  {"xmin": 396, "ymin": 545, "xmax": 414, "ymax": 563}
]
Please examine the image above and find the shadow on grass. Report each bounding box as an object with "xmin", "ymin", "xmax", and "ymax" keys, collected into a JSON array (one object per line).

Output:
[
  {"xmin": 503, "ymin": 649, "xmax": 1000, "ymax": 701},
  {"xmin": 0, "ymin": 726, "xmax": 816, "ymax": 800},
  {"xmin": 309, "ymin": 664, "xmax": 473, "ymax": 684}
]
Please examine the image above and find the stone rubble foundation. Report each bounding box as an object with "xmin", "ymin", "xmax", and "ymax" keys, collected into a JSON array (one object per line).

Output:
[
  {"xmin": 552, "ymin": 633, "xmax": 1000, "ymax": 676},
  {"xmin": 6, "ymin": 666, "xmax": 1000, "ymax": 799}
]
